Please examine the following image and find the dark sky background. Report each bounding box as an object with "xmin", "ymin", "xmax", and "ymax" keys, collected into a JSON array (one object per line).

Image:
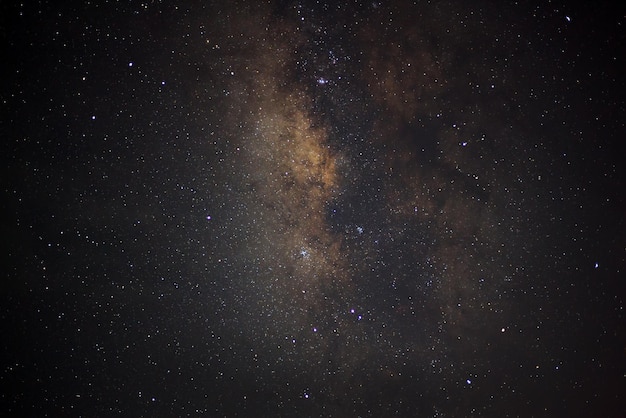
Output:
[{"xmin": 2, "ymin": 1, "xmax": 625, "ymax": 416}]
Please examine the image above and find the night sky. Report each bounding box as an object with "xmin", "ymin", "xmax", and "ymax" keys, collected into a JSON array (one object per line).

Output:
[{"xmin": 2, "ymin": 1, "xmax": 625, "ymax": 416}]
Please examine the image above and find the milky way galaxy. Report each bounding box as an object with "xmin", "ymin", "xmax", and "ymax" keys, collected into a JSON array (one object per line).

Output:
[{"xmin": 3, "ymin": 1, "xmax": 625, "ymax": 416}]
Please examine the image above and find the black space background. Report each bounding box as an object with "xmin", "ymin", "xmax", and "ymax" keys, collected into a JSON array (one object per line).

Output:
[{"xmin": 2, "ymin": 1, "xmax": 625, "ymax": 417}]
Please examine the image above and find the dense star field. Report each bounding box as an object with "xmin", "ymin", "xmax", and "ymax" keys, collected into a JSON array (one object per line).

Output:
[{"xmin": 2, "ymin": 1, "xmax": 625, "ymax": 416}]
